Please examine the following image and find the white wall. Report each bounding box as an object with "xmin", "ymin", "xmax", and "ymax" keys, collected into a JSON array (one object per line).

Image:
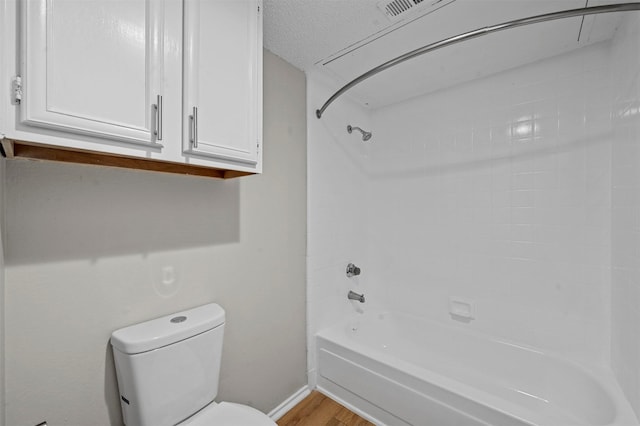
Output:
[
  {"xmin": 3, "ymin": 50, "xmax": 307, "ymax": 426},
  {"xmin": 306, "ymin": 71, "xmax": 371, "ymax": 386},
  {"xmin": 0, "ymin": 0, "xmax": 7, "ymax": 420},
  {"xmin": 611, "ymin": 12, "xmax": 640, "ymax": 419},
  {"xmin": 367, "ymin": 43, "xmax": 613, "ymax": 365},
  {"xmin": 0, "ymin": 157, "xmax": 5, "ymax": 426}
]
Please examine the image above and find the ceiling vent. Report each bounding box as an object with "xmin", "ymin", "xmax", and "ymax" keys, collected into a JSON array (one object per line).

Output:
[{"xmin": 377, "ymin": 0, "xmax": 450, "ymax": 22}]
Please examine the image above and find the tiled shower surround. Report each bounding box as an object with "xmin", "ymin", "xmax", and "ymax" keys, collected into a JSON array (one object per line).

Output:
[
  {"xmin": 308, "ymin": 15, "xmax": 640, "ymax": 417},
  {"xmin": 368, "ymin": 41, "xmax": 613, "ymax": 365},
  {"xmin": 611, "ymin": 12, "xmax": 640, "ymax": 418}
]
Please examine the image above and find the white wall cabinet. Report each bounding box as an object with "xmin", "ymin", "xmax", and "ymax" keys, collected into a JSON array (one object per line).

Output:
[
  {"xmin": 21, "ymin": 0, "xmax": 165, "ymax": 147},
  {"xmin": 183, "ymin": 0, "xmax": 262, "ymax": 166},
  {"xmin": 0, "ymin": 0, "xmax": 263, "ymax": 177}
]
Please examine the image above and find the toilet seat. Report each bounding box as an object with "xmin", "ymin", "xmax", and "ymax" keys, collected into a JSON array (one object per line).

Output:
[{"xmin": 180, "ymin": 401, "xmax": 276, "ymax": 426}]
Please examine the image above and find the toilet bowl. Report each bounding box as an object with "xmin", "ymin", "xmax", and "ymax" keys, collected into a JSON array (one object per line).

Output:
[
  {"xmin": 181, "ymin": 401, "xmax": 276, "ymax": 426},
  {"xmin": 110, "ymin": 303, "xmax": 276, "ymax": 426}
]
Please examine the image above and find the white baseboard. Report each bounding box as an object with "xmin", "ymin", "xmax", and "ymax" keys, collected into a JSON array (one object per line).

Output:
[{"xmin": 268, "ymin": 385, "xmax": 311, "ymax": 421}]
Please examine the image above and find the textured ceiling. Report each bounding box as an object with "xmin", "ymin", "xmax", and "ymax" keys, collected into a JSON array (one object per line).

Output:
[{"xmin": 263, "ymin": 0, "xmax": 394, "ymax": 71}]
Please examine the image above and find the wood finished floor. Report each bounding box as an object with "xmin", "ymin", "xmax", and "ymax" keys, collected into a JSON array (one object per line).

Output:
[{"xmin": 277, "ymin": 391, "xmax": 374, "ymax": 426}]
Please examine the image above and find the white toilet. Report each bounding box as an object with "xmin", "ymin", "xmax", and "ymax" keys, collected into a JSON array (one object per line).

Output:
[{"xmin": 111, "ymin": 303, "xmax": 276, "ymax": 426}]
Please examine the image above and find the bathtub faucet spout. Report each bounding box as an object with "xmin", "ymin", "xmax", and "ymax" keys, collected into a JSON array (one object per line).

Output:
[{"xmin": 348, "ymin": 290, "xmax": 365, "ymax": 303}]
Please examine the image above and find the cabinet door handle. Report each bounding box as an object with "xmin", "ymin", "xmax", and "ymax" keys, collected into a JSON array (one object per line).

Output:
[
  {"xmin": 154, "ymin": 95, "xmax": 163, "ymax": 141},
  {"xmin": 191, "ymin": 106, "xmax": 199, "ymax": 149}
]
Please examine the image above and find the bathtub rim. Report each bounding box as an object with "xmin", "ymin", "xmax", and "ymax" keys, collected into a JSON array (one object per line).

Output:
[{"xmin": 315, "ymin": 310, "xmax": 639, "ymax": 426}]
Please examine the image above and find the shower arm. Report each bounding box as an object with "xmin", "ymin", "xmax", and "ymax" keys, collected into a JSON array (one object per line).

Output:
[{"xmin": 315, "ymin": 2, "xmax": 640, "ymax": 119}]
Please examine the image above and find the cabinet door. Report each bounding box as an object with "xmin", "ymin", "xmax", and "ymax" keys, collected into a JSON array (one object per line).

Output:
[
  {"xmin": 183, "ymin": 0, "xmax": 261, "ymax": 166},
  {"xmin": 21, "ymin": 0, "xmax": 164, "ymax": 147}
]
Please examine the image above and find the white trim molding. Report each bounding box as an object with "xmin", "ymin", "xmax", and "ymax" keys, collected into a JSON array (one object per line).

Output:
[{"xmin": 268, "ymin": 385, "xmax": 311, "ymax": 421}]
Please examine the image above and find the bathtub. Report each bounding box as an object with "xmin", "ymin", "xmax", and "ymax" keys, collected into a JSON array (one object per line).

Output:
[{"xmin": 315, "ymin": 311, "xmax": 638, "ymax": 426}]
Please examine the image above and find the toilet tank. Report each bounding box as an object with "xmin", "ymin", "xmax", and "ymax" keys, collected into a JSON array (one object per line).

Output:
[{"xmin": 111, "ymin": 303, "xmax": 226, "ymax": 426}]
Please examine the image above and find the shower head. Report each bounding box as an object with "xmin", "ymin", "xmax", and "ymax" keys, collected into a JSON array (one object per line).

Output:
[{"xmin": 347, "ymin": 125, "xmax": 372, "ymax": 142}]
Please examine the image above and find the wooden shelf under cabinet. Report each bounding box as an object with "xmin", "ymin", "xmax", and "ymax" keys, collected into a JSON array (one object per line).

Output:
[{"xmin": 0, "ymin": 139, "xmax": 254, "ymax": 179}]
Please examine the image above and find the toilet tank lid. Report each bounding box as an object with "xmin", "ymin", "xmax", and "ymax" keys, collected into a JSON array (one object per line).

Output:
[{"xmin": 111, "ymin": 303, "xmax": 225, "ymax": 354}]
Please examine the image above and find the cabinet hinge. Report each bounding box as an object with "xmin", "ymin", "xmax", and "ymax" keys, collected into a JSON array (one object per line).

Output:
[
  {"xmin": 257, "ymin": 5, "xmax": 260, "ymax": 12},
  {"xmin": 12, "ymin": 76, "xmax": 23, "ymax": 104}
]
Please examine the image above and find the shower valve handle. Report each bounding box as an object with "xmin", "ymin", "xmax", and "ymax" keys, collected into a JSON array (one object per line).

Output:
[{"xmin": 346, "ymin": 263, "xmax": 361, "ymax": 277}]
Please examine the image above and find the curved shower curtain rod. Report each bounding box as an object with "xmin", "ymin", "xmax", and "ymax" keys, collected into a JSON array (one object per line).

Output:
[{"xmin": 315, "ymin": 2, "xmax": 640, "ymax": 119}]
